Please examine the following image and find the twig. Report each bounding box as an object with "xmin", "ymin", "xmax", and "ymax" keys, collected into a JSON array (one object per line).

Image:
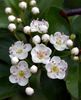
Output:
[{"xmin": 64, "ymin": 8, "xmax": 81, "ymax": 16}]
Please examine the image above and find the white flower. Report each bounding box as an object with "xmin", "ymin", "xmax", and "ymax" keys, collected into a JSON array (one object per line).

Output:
[
  {"xmin": 8, "ymin": 23, "xmax": 16, "ymax": 32},
  {"xmin": 30, "ymin": 19, "xmax": 38, "ymax": 32},
  {"xmin": 66, "ymin": 39, "xmax": 73, "ymax": 47},
  {"xmin": 10, "ymin": 56, "xmax": 19, "ymax": 64},
  {"xmin": 19, "ymin": 1, "xmax": 27, "ymax": 9},
  {"xmin": 42, "ymin": 34, "xmax": 50, "ymax": 43},
  {"xmin": 45, "ymin": 56, "xmax": 68, "ymax": 79},
  {"xmin": 30, "ymin": 65, "xmax": 38, "ymax": 73},
  {"xmin": 38, "ymin": 20, "xmax": 49, "ymax": 33},
  {"xmin": 30, "ymin": 0, "xmax": 36, "ymax": 6},
  {"xmin": 30, "ymin": 19, "xmax": 49, "ymax": 33},
  {"xmin": 32, "ymin": 35, "xmax": 41, "ymax": 44},
  {"xmin": 5, "ymin": 7, "xmax": 12, "ymax": 14},
  {"xmin": 31, "ymin": 7, "xmax": 40, "ymax": 14},
  {"xmin": 25, "ymin": 87, "xmax": 34, "ymax": 96},
  {"xmin": 9, "ymin": 41, "xmax": 32, "ymax": 60},
  {"xmin": 31, "ymin": 44, "xmax": 52, "ymax": 64},
  {"xmin": 9, "ymin": 61, "xmax": 31, "ymax": 86},
  {"xmin": 8, "ymin": 15, "xmax": 16, "ymax": 22},
  {"xmin": 50, "ymin": 32, "xmax": 69, "ymax": 51},
  {"xmin": 71, "ymin": 47, "xmax": 79, "ymax": 55},
  {"xmin": 23, "ymin": 26, "xmax": 31, "ymax": 34}
]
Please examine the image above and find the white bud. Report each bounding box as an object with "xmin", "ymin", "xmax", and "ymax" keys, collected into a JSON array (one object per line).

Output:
[
  {"xmin": 30, "ymin": 65, "xmax": 38, "ymax": 73},
  {"xmin": 5, "ymin": 7, "xmax": 12, "ymax": 14},
  {"xmin": 11, "ymin": 57, "xmax": 19, "ymax": 64},
  {"xmin": 66, "ymin": 39, "xmax": 73, "ymax": 47},
  {"xmin": 30, "ymin": 0, "xmax": 36, "ymax": 6},
  {"xmin": 71, "ymin": 47, "xmax": 79, "ymax": 55},
  {"xmin": 8, "ymin": 23, "xmax": 16, "ymax": 32},
  {"xmin": 25, "ymin": 87, "xmax": 34, "ymax": 96},
  {"xmin": 42, "ymin": 34, "xmax": 50, "ymax": 42},
  {"xmin": 8, "ymin": 15, "xmax": 16, "ymax": 22},
  {"xmin": 32, "ymin": 35, "xmax": 41, "ymax": 44},
  {"xmin": 23, "ymin": 26, "xmax": 31, "ymax": 34},
  {"xmin": 73, "ymin": 56, "xmax": 79, "ymax": 61},
  {"xmin": 19, "ymin": 1, "xmax": 27, "ymax": 9},
  {"xmin": 16, "ymin": 18, "xmax": 22, "ymax": 23},
  {"xmin": 31, "ymin": 7, "xmax": 40, "ymax": 14}
]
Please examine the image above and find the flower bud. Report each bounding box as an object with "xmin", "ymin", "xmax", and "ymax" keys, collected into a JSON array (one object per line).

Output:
[
  {"xmin": 5, "ymin": 7, "xmax": 12, "ymax": 14},
  {"xmin": 30, "ymin": 65, "xmax": 38, "ymax": 73},
  {"xmin": 32, "ymin": 35, "xmax": 41, "ymax": 44},
  {"xmin": 25, "ymin": 87, "xmax": 34, "ymax": 96},
  {"xmin": 11, "ymin": 57, "xmax": 19, "ymax": 64},
  {"xmin": 16, "ymin": 18, "xmax": 22, "ymax": 23},
  {"xmin": 30, "ymin": 0, "xmax": 36, "ymax": 6},
  {"xmin": 42, "ymin": 34, "xmax": 50, "ymax": 42},
  {"xmin": 19, "ymin": 1, "xmax": 27, "ymax": 9},
  {"xmin": 8, "ymin": 15, "xmax": 16, "ymax": 22},
  {"xmin": 8, "ymin": 23, "xmax": 16, "ymax": 32},
  {"xmin": 31, "ymin": 7, "xmax": 40, "ymax": 14},
  {"xmin": 73, "ymin": 56, "xmax": 79, "ymax": 61},
  {"xmin": 23, "ymin": 26, "xmax": 31, "ymax": 34},
  {"xmin": 66, "ymin": 39, "xmax": 73, "ymax": 48},
  {"xmin": 71, "ymin": 47, "xmax": 79, "ymax": 55},
  {"xmin": 70, "ymin": 34, "xmax": 76, "ymax": 40}
]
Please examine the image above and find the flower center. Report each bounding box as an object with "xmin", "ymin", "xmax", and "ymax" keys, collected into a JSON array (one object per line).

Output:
[
  {"xmin": 56, "ymin": 38, "xmax": 62, "ymax": 45},
  {"xmin": 18, "ymin": 71, "xmax": 25, "ymax": 77},
  {"xmin": 16, "ymin": 49, "xmax": 23, "ymax": 54},
  {"xmin": 37, "ymin": 51, "xmax": 46, "ymax": 59},
  {"xmin": 51, "ymin": 66, "xmax": 59, "ymax": 73}
]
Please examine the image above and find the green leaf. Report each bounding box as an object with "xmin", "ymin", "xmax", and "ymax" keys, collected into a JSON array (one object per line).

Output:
[
  {"xmin": 0, "ymin": 61, "xmax": 10, "ymax": 78},
  {"xmin": 0, "ymin": 29, "xmax": 16, "ymax": 64},
  {"xmin": 66, "ymin": 58, "xmax": 79, "ymax": 99},
  {"xmin": 0, "ymin": 1, "xmax": 8, "ymax": 28},
  {"xmin": 37, "ymin": 0, "xmax": 64, "ymax": 12},
  {"xmin": 0, "ymin": 77, "xmax": 19, "ymax": 100},
  {"xmin": 40, "ymin": 70, "xmax": 71, "ymax": 100},
  {"xmin": 40, "ymin": 6, "xmax": 70, "ymax": 34}
]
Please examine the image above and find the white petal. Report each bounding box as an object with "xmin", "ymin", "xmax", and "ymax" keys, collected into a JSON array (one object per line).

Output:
[
  {"xmin": 17, "ymin": 52, "xmax": 28, "ymax": 59},
  {"xmin": 43, "ymin": 57, "xmax": 50, "ymax": 64},
  {"xmin": 45, "ymin": 63, "xmax": 52, "ymax": 72},
  {"xmin": 18, "ymin": 61, "xmax": 28, "ymax": 70},
  {"xmin": 25, "ymin": 69, "xmax": 31, "ymax": 78},
  {"xmin": 57, "ymin": 72, "xmax": 66, "ymax": 79},
  {"xmin": 18, "ymin": 78, "xmax": 28, "ymax": 86},
  {"xmin": 54, "ymin": 32, "xmax": 61, "ymax": 36},
  {"xmin": 47, "ymin": 72, "xmax": 58, "ymax": 79},
  {"xmin": 50, "ymin": 35, "xmax": 55, "ymax": 44},
  {"xmin": 59, "ymin": 60, "xmax": 68, "ymax": 71},
  {"xmin": 10, "ymin": 66, "xmax": 18, "ymax": 75},
  {"xmin": 9, "ymin": 75, "xmax": 18, "ymax": 83},
  {"xmin": 24, "ymin": 44, "xmax": 32, "ymax": 52},
  {"xmin": 51, "ymin": 56, "xmax": 61, "ymax": 64}
]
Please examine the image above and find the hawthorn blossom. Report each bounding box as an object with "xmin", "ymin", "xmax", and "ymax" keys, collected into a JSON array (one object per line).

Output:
[
  {"xmin": 31, "ymin": 44, "xmax": 52, "ymax": 64},
  {"xmin": 50, "ymin": 32, "xmax": 69, "ymax": 51},
  {"xmin": 9, "ymin": 41, "xmax": 32, "ymax": 60},
  {"xmin": 45, "ymin": 56, "xmax": 68, "ymax": 79},
  {"xmin": 9, "ymin": 61, "xmax": 31, "ymax": 86},
  {"xmin": 30, "ymin": 19, "xmax": 49, "ymax": 33}
]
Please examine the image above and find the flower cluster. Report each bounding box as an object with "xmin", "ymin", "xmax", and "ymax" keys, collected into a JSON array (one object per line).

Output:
[{"xmin": 5, "ymin": 0, "xmax": 80, "ymax": 96}]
